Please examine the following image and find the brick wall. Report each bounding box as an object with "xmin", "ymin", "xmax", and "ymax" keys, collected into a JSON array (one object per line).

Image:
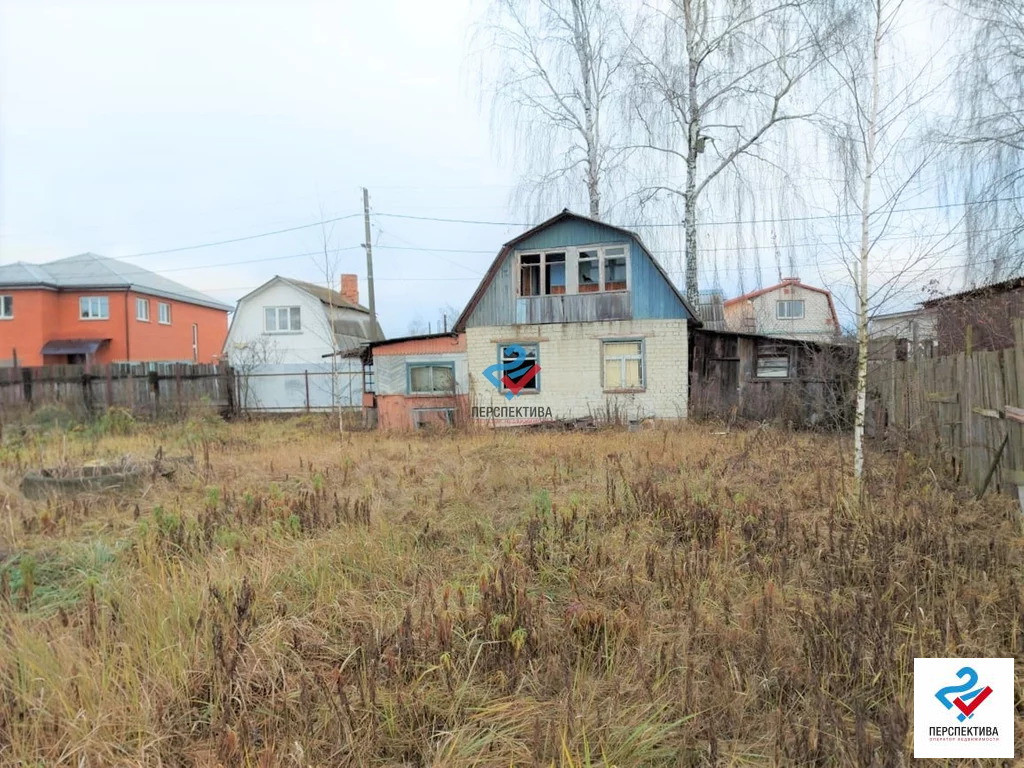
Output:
[{"xmin": 466, "ymin": 319, "xmax": 689, "ymax": 423}]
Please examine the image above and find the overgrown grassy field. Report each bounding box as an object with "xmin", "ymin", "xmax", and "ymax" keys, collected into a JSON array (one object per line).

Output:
[{"xmin": 0, "ymin": 412, "xmax": 1020, "ymax": 766}]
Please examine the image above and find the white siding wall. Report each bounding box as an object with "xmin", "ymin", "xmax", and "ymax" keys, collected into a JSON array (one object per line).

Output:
[
  {"xmin": 727, "ymin": 285, "xmax": 837, "ymax": 341},
  {"xmin": 224, "ymin": 282, "xmax": 335, "ymax": 365},
  {"xmin": 375, "ymin": 353, "xmax": 470, "ymax": 396},
  {"xmin": 466, "ymin": 319, "xmax": 688, "ymax": 423}
]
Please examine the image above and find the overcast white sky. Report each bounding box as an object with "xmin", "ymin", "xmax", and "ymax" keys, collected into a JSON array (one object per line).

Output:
[
  {"xmin": 0, "ymin": 0, "xmax": 968, "ymax": 335},
  {"xmin": 0, "ymin": 0, "xmax": 533, "ymax": 336}
]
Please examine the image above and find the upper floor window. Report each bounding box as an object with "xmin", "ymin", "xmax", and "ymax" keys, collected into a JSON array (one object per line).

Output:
[
  {"xmin": 158, "ymin": 302, "xmax": 171, "ymax": 324},
  {"xmin": 519, "ymin": 245, "xmax": 628, "ymax": 297},
  {"xmin": 519, "ymin": 252, "xmax": 566, "ymax": 296},
  {"xmin": 0, "ymin": 295, "xmax": 12, "ymax": 319},
  {"xmin": 80, "ymin": 296, "xmax": 109, "ymax": 320},
  {"xmin": 265, "ymin": 306, "xmax": 301, "ymax": 332},
  {"xmin": 777, "ymin": 300, "xmax": 805, "ymax": 319},
  {"xmin": 136, "ymin": 298, "xmax": 150, "ymax": 321},
  {"xmin": 408, "ymin": 363, "xmax": 455, "ymax": 394}
]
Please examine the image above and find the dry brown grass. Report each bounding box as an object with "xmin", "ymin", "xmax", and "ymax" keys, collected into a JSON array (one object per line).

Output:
[{"xmin": 0, "ymin": 414, "xmax": 1020, "ymax": 766}]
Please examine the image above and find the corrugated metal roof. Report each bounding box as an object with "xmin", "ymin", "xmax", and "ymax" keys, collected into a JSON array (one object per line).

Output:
[{"xmin": 0, "ymin": 253, "xmax": 231, "ymax": 311}]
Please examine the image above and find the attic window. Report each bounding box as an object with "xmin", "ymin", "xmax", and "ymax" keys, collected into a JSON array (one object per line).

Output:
[
  {"xmin": 578, "ymin": 250, "xmax": 600, "ymax": 293},
  {"xmin": 519, "ymin": 252, "xmax": 566, "ymax": 296},
  {"xmin": 265, "ymin": 306, "xmax": 301, "ymax": 332},
  {"xmin": 603, "ymin": 247, "xmax": 627, "ymax": 291},
  {"xmin": 777, "ymin": 300, "xmax": 805, "ymax": 319}
]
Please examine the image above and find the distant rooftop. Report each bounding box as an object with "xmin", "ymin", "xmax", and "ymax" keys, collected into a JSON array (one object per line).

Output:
[{"xmin": 0, "ymin": 253, "xmax": 231, "ymax": 311}]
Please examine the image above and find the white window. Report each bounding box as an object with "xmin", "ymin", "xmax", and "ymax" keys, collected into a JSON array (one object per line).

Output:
[
  {"xmin": 158, "ymin": 302, "xmax": 171, "ymax": 324},
  {"xmin": 408, "ymin": 363, "xmax": 455, "ymax": 394},
  {"xmin": 519, "ymin": 252, "xmax": 566, "ymax": 296},
  {"xmin": 0, "ymin": 295, "xmax": 12, "ymax": 319},
  {"xmin": 136, "ymin": 298, "xmax": 150, "ymax": 321},
  {"xmin": 602, "ymin": 246, "xmax": 628, "ymax": 291},
  {"xmin": 603, "ymin": 340, "xmax": 644, "ymax": 390},
  {"xmin": 499, "ymin": 343, "xmax": 539, "ymax": 393},
  {"xmin": 80, "ymin": 296, "xmax": 109, "ymax": 319},
  {"xmin": 264, "ymin": 306, "xmax": 301, "ymax": 332},
  {"xmin": 578, "ymin": 249, "xmax": 600, "ymax": 293},
  {"xmin": 756, "ymin": 343, "xmax": 791, "ymax": 378},
  {"xmin": 777, "ymin": 300, "xmax": 805, "ymax": 319}
]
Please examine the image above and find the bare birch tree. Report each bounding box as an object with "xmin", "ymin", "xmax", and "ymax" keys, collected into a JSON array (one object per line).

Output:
[
  {"xmin": 627, "ymin": 0, "xmax": 843, "ymax": 302},
  {"xmin": 810, "ymin": 0, "xmax": 949, "ymax": 497},
  {"xmin": 946, "ymin": 0, "xmax": 1024, "ymax": 281},
  {"xmin": 476, "ymin": 0, "xmax": 631, "ymax": 219}
]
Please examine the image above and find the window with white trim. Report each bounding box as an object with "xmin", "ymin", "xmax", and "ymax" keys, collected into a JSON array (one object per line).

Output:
[
  {"xmin": 158, "ymin": 302, "xmax": 171, "ymax": 324},
  {"xmin": 80, "ymin": 296, "xmax": 109, "ymax": 319},
  {"xmin": 602, "ymin": 246, "xmax": 628, "ymax": 291},
  {"xmin": 136, "ymin": 298, "xmax": 150, "ymax": 321},
  {"xmin": 499, "ymin": 343, "xmax": 539, "ymax": 393},
  {"xmin": 408, "ymin": 363, "xmax": 456, "ymax": 394},
  {"xmin": 264, "ymin": 306, "xmax": 301, "ymax": 332},
  {"xmin": 603, "ymin": 339, "xmax": 644, "ymax": 390},
  {"xmin": 578, "ymin": 249, "xmax": 600, "ymax": 293},
  {"xmin": 777, "ymin": 300, "xmax": 805, "ymax": 319},
  {"xmin": 519, "ymin": 252, "xmax": 566, "ymax": 296},
  {"xmin": 0, "ymin": 295, "xmax": 12, "ymax": 319}
]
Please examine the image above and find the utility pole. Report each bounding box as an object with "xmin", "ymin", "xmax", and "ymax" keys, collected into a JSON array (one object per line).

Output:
[{"xmin": 362, "ymin": 187, "xmax": 377, "ymax": 334}]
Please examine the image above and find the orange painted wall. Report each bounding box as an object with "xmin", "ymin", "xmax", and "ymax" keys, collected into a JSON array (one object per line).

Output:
[
  {"xmin": 377, "ymin": 394, "xmax": 470, "ymax": 431},
  {"xmin": 371, "ymin": 334, "xmax": 467, "ymax": 357},
  {"xmin": 126, "ymin": 292, "xmax": 228, "ymax": 363},
  {"xmin": 0, "ymin": 287, "xmax": 228, "ymax": 366}
]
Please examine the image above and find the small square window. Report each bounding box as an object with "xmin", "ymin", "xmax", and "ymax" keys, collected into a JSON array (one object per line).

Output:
[{"xmin": 756, "ymin": 344, "xmax": 791, "ymax": 378}]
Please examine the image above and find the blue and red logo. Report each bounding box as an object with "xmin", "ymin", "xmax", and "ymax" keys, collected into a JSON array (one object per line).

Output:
[
  {"xmin": 483, "ymin": 344, "xmax": 540, "ymax": 400},
  {"xmin": 935, "ymin": 666, "xmax": 993, "ymax": 721}
]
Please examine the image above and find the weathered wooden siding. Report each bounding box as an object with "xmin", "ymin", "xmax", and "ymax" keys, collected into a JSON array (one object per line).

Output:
[
  {"xmin": 464, "ymin": 217, "xmax": 691, "ymax": 327},
  {"xmin": 515, "ymin": 292, "xmax": 631, "ymax": 324}
]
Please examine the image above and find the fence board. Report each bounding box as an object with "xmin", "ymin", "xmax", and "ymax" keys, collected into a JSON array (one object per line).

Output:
[{"xmin": 870, "ymin": 328, "xmax": 1024, "ymax": 500}]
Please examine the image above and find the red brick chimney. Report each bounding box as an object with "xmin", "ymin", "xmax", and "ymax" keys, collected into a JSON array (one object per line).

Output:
[{"xmin": 340, "ymin": 274, "xmax": 359, "ymax": 305}]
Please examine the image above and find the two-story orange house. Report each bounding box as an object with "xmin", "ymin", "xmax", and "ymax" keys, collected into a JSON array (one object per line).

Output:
[{"xmin": 0, "ymin": 253, "xmax": 231, "ymax": 367}]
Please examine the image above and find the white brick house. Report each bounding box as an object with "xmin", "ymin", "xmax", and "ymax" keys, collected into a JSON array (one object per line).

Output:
[
  {"xmin": 723, "ymin": 277, "xmax": 841, "ymax": 342},
  {"xmin": 453, "ymin": 210, "xmax": 700, "ymax": 425}
]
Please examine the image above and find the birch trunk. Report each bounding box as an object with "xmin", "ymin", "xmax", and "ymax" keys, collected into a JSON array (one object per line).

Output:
[
  {"xmin": 853, "ymin": 0, "xmax": 883, "ymax": 500},
  {"xmin": 683, "ymin": 0, "xmax": 700, "ymax": 304}
]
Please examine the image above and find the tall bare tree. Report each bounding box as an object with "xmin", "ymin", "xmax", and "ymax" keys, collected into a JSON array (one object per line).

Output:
[
  {"xmin": 477, "ymin": 0, "xmax": 631, "ymax": 219},
  {"xmin": 811, "ymin": 0, "xmax": 948, "ymax": 497},
  {"xmin": 947, "ymin": 0, "xmax": 1024, "ymax": 282},
  {"xmin": 627, "ymin": 0, "xmax": 841, "ymax": 302}
]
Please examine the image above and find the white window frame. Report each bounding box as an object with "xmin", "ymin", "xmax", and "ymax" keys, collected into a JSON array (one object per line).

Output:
[
  {"xmin": 0, "ymin": 295, "xmax": 12, "ymax": 319},
  {"xmin": 777, "ymin": 299, "xmax": 805, "ymax": 319},
  {"xmin": 264, "ymin": 305, "xmax": 301, "ymax": 333},
  {"xmin": 158, "ymin": 302, "xmax": 171, "ymax": 325},
  {"xmin": 498, "ymin": 343, "xmax": 540, "ymax": 394},
  {"xmin": 79, "ymin": 296, "xmax": 109, "ymax": 320},
  {"xmin": 407, "ymin": 362, "xmax": 456, "ymax": 395},
  {"xmin": 602, "ymin": 338, "xmax": 645, "ymax": 391},
  {"xmin": 515, "ymin": 244, "xmax": 630, "ymax": 297},
  {"xmin": 517, "ymin": 251, "xmax": 567, "ymax": 297},
  {"xmin": 136, "ymin": 297, "xmax": 150, "ymax": 321}
]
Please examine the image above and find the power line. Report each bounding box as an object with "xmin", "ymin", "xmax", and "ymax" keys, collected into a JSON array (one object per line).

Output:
[{"xmin": 115, "ymin": 212, "xmax": 363, "ymax": 259}]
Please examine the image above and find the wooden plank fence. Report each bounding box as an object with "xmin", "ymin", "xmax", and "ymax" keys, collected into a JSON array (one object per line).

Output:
[
  {"xmin": 870, "ymin": 319, "xmax": 1024, "ymax": 503},
  {"xmin": 0, "ymin": 363, "xmax": 235, "ymax": 419}
]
